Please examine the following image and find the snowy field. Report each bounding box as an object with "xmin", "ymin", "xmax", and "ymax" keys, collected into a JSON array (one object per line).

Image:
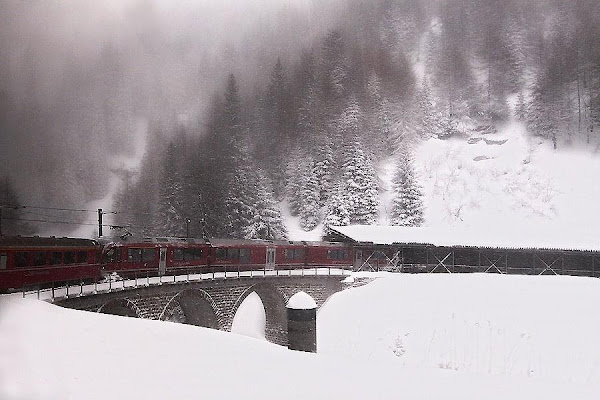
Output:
[
  {"xmin": 2, "ymin": 273, "xmax": 600, "ymax": 399},
  {"xmin": 283, "ymin": 117, "xmax": 600, "ymax": 243},
  {"xmin": 414, "ymin": 119, "xmax": 600, "ymax": 233}
]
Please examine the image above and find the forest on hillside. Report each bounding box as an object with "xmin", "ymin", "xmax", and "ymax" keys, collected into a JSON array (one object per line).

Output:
[{"xmin": 1, "ymin": 0, "xmax": 599, "ymax": 238}]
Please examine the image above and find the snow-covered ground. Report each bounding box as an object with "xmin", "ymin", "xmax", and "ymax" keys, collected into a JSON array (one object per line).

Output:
[
  {"xmin": 284, "ymin": 116, "xmax": 600, "ymax": 242},
  {"xmin": 2, "ymin": 273, "xmax": 600, "ymax": 399},
  {"xmin": 414, "ymin": 119, "xmax": 600, "ymax": 233}
]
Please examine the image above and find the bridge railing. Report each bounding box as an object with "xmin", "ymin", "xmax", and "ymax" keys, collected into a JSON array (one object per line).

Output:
[{"xmin": 13, "ymin": 266, "xmax": 353, "ymax": 302}]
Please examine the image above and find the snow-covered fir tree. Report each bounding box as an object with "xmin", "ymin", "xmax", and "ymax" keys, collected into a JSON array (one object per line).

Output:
[
  {"xmin": 339, "ymin": 139, "xmax": 379, "ymax": 225},
  {"xmin": 156, "ymin": 142, "xmax": 186, "ymax": 236},
  {"xmin": 297, "ymin": 158, "xmax": 321, "ymax": 231},
  {"xmin": 244, "ymin": 169, "xmax": 287, "ymax": 240},
  {"xmin": 390, "ymin": 154, "xmax": 424, "ymax": 227},
  {"xmin": 313, "ymin": 139, "xmax": 334, "ymax": 207},
  {"xmin": 285, "ymin": 149, "xmax": 304, "ymax": 216},
  {"xmin": 515, "ymin": 92, "xmax": 526, "ymax": 121},
  {"xmin": 415, "ymin": 77, "xmax": 441, "ymax": 138},
  {"xmin": 323, "ymin": 183, "xmax": 350, "ymax": 230}
]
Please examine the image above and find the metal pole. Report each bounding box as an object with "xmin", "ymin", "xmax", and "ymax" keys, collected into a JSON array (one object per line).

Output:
[{"xmin": 98, "ymin": 209, "xmax": 103, "ymax": 237}]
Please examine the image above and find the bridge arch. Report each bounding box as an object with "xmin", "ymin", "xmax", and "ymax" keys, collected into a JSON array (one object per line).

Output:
[
  {"xmin": 232, "ymin": 282, "xmax": 289, "ymax": 345},
  {"xmin": 160, "ymin": 289, "xmax": 224, "ymax": 330},
  {"xmin": 98, "ymin": 298, "xmax": 141, "ymax": 318}
]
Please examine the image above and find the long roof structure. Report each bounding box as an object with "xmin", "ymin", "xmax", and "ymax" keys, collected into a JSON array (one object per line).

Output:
[{"xmin": 330, "ymin": 225, "xmax": 600, "ymax": 252}]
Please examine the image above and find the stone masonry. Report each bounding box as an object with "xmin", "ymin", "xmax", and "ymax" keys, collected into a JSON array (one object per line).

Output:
[{"xmin": 55, "ymin": 275, "xmax": 347, "ymax": 346}]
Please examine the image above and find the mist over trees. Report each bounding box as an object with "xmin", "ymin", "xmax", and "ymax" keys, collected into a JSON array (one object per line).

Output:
[{"xmin": 0, "ymin": 0, "xmax": 599, "ymax": 237}]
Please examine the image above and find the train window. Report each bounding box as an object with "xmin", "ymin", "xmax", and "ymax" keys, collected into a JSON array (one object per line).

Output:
[
  {"xmin": 50, "ymin": 252, "xmax": 62, "ymax": 265},
  {"xmin": 285, "ymin": 249, "xmax": 304, "ymax": 259},
  {"xmin": 173, "ymin": 248, "xmax": 184, "ymax": 261},
  {"xmin": 227, "ymin": 248, "xmax": 239, "ymax": 260},
  {"xmin": 327, "ymin": 249, "xmax": 349, "ymax": 260},
  {"xmin": 128, "ymin": 248, "xmax": 143, "ymax": 263},
  {"xmin": 215, "ymin": 248, "xmax": 226, "ymax": 260},
  {"xmin": 193, "ymin": 249, "xmax": 203, "ymax": 260},
  {"xmin": 16, "ymin": 252, "xmax": 29, "ymax": 268},
  {"xmin": 183, "ymin": 249, "xmax": 194, "ymax": 261},
  {"xmin": 0, "ymin": 254, "xmax": 6, "ymax": 270},
  {"xmin": 142, "ymin": 248, "xmax": 155, "ymax": 262},
  {"xmin": 77, "ymin": 251, "xmax": 88, "ymax": 264},
  {"xmin": 32, "ymin": 251, "xmax": 47, "ymax": 266},
  {"xmin": 239, "ymin": 249, "xmax": 250, "ymax": 263},
  {"xmin": 64, "ymin": 252, "xmax": 75, "ymax": 265}
]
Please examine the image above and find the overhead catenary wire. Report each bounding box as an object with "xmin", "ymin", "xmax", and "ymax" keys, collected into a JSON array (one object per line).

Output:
[
  {"xmin": 2, "ymin": 216, "xmax": 130, "ymax": 229},
  {"xmin": 0, "ymin": 203, "xmax": 152, "ymax": 216}
]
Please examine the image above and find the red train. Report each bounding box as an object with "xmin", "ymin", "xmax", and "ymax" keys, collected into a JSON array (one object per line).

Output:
[{"xmin": 0, "ymin": 236, "xmax": 354, "ymax": 293}]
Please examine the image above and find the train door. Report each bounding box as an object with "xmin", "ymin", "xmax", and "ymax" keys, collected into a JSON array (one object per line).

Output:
[
  {"xmin": 266, "ymin": 247, "xmax": 276, "ymax": 270},
  {"xmin": 0, "ymin": 253, "xmax": 6, "ymax": 270},
  {"xmin": 354, "ymin": 249, "xmax": 363, "ymax": 270},
  {"xmin": 159, "ymin": 247, "xmax": 167, "ymax": 275}
]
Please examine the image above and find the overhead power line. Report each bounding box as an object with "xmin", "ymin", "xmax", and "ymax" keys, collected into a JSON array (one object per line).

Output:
[
  {"xmin": 2, "ymin": 216, "xmax": 129, "ymax": 229},
  {"xmin": 0, "ymin": 203, "xmax": 152, "ymax": 217}
]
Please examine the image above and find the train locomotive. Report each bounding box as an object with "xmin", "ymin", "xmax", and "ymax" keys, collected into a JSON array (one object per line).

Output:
[{"xmin": 0, "ymin": 235, "xmax": 354, "ymax": 293}]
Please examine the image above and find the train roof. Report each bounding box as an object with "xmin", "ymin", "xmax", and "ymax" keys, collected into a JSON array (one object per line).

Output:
[
  {"xmin": 0, "ymin": 236, "xmax": 99, "ymax": 248},
  {"xmin": 329, "ymin": 225, "xmax": 600, "ymax": 252},
  {"xmin": 108, "ymin": 236, "xmax": 209, "ymax": 246},
  {"xmin": 107, "ymin": 237, "xmax": 351, "ymax": 248}
]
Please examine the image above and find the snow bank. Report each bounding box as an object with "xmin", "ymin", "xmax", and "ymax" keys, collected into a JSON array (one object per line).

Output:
[
  {"xmin": 414, "ymin": 119, "xmax": 600, "ymax": 236},
  {"xmin": 2, "ymin": 273, "xmax": 600, "ymax": 399},
  {"xmin": 319, "ymin": 273, "xmax": 600, "ymax": 387}
]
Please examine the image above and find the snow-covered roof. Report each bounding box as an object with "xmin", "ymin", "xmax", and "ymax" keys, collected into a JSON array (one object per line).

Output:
[
  {"xmin": 330, "ymin": 225, "xmax": 600, "ymax": 252},
  {"xmin": 287, "ymin": 291, "xmax": 317, "ymax": 309}
]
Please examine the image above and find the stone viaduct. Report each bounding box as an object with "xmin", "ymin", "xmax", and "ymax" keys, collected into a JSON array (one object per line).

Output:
[{"xmin": 55, "ymin": 275, "xmax": 349, "ymax": 346}]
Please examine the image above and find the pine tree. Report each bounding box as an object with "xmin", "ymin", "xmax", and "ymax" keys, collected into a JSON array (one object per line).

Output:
[
  {"xmin": 390, "ymin": 155, "xmax": 424, "ymax": 227},
  {"xmin": 366, "ymin": 73, "xmax": 395, "ymax": 156},
  {"xmin": 321, "ymin": 30, "xmax": 349, "ymax": 107},
  {"xmin": 339, "ymin": 139, "xmax": 379, "ymax": 225},
  {"xmin": 313, "ymin": 139, "xmax": 334, "ymax": 207},
  {"xmin": 515, "ymin": 92, "xmax": 527, "ymax": 121},
  {"xmin": 415, "ymin": 77, "xmax": 441, "ymax": 138},
  {"xmin": 297, "ymin": 158, "xmax": 321, "ymax": 231},
  {"xmin": 245, "ymin": 170, "xmax": 287, "ymax": 240},
  {"xmin": 285, "ymin": 149, "xmax": 304, "ymax": 216},
  {"xmin": 323, "ymin": 183, "xmax": 350, "ymax": 229},
  {"xmin": 156, "ymin": 142, "xmax": 186, "ymax": 236}
]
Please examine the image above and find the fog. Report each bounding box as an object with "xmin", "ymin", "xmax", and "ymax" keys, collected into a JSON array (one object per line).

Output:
[{"xmin": 0, "ymin": 0, "xmax": 344, "ymax": 235}]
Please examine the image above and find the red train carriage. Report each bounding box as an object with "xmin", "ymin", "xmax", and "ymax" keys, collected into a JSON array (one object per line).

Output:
[
  {"xmin": 304, "ymin": 241, "xmax": 353, "ymax": 269},
  {"xmin": 206, "ymin": 239, "xmax": 353, "ymax": 271},
  {"xmin": 102, "ymin": 237, "xmax": 209, "ymax": 278},
  {"xmin": 0, "ymin": 236, "xmax": 101, "ymax": 293},
  {"xmin": 274, "ymin": 241, "xmax": 308, "ymax": 269},
  {"xmin": 208, "ymin": 239, "xmax": 271, "ymax": 271}
]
